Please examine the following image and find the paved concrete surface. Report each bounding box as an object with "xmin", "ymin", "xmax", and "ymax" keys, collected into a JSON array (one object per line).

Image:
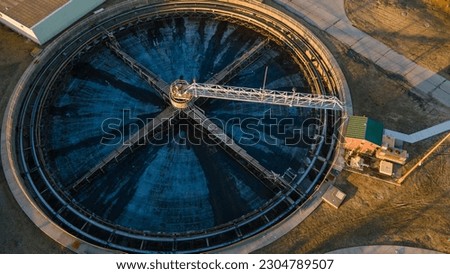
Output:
[
  {"xmin": 385, "ymin": 120, "xmax": 450, "ymax": 143},
  {"xmin": 328, "ymin": 245, "xmax": 442, "ymax": 254},
  {"xmin": 275, "ymin": 0, "xmax": 450, "ymax": 108}
]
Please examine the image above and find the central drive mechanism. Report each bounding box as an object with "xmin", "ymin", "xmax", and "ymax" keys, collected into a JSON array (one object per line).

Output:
[{"xmin": 169, "ymin": 79, "xmax": 193, "ymax": 109}]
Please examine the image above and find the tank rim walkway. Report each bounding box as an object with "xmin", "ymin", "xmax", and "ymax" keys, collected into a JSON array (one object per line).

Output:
[{"xmin": 1, "ymin": 0, "xmax": 350, "ymax": 254}]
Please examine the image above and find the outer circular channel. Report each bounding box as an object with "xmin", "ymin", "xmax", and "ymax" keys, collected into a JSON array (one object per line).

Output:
[{"xmin": 1, "ymin": 0, "xmax": 350, "ymax": 253}]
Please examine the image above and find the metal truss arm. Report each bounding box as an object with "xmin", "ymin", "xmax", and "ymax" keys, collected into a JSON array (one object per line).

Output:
[
  {"xmin": 184, "ymin": 106, "xmax": 298, "ymax": 194},
  {"xmin": 205, "ymin": 39, "xmax": 270, "ymax": 85},
  {"xmin": 187, "ymin": 83, "xmax": 343, "ymax": 111},
  {"xmin": 70, "ymin": 106, "xmax": 179, "ymax": 193},
  {"xmin": 105, "ymin": 37, "xmax": 169, "ymax": 100}
]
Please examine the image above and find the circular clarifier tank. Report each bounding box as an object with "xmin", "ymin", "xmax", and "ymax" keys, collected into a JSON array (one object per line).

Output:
[{"xmin": 2, "ymin": 1, "xmax": 349, "ymax": 253}]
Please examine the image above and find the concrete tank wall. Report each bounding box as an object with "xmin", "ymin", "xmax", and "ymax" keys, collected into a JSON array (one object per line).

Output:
[{"xmin": 2, "ymin": 0, "xmax": 350, "ymax": 254}]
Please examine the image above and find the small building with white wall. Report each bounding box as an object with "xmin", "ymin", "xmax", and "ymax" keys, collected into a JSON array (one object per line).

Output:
[{"xmin": 0, "ymin": 0, "xmax": 105, "ymax": 45}]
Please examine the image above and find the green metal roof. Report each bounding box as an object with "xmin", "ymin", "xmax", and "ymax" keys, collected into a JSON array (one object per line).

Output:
[
  {"xmin": 345, "ymin": 116, "xmax": 384, "ymax": 146},
  {"xmin": 346, "ymin": 116, "xmax": 368, "ymax": 140}
]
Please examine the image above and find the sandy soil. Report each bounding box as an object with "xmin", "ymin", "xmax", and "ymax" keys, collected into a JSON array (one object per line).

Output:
[
  {"xmin": 345, "ymin": 0, "xmax": 450, "ymax": 79},
  {"xmin": 0, "ymin": 25, "xmax": 70, "ymax": 254},
  {"xmin": 257, "ymin": 157, "xmax": 450, "ymax": 253},
  {"xmin": 0, "ymin": 0, "xmax": 449, "ymax": 253}
]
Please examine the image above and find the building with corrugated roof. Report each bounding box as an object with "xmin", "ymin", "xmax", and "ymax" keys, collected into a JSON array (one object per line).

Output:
[
  {"xmin": 0, "ymin": 0, "xmax": 104, "ymax": 45},
  {"xmin": 344, "ymin": 116, "xmax": 384, "ymax": 155}
]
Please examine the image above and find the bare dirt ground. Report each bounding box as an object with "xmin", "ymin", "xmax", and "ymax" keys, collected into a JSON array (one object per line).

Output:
[
  {"xmin": 0, "ymin": 0, "xmax": 449, "ymax": 253},
  {"xmin": 0, "ymin": 25, "xmax": 70, "ymax": 253},
  {"xmin": 345, "ymin": 0, "xmax": 450, "ymax": 79}
]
